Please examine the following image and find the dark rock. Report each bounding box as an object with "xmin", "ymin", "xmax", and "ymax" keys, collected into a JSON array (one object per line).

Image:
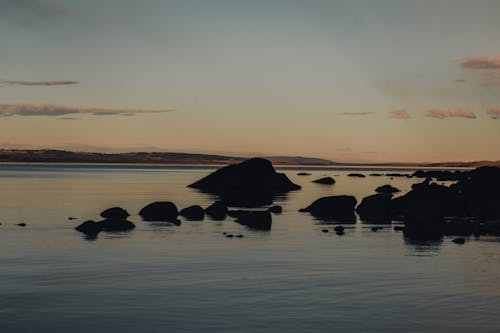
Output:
[
  {"xmin": 139, "ymin": 202, "xmax": 178, "ymax": 221},
  {"xmin": 356, "ymin": 194, "xmax": 392, "ymax": 223},
  {"xmin": 17, "ymin": 223, "xmax": 26, "ymax": 227},
  {"xmin": 385, "ymin": 173, "xmax": 411, "ymax": 178},
  {"xmin": 236, "ymin": 234, "xmax": 244, "ymax": 238},
  {"xmin": 336, "ymin": 230, "xmax": 345, "ymax": 236},
  {"xmin": 228, "ymin": 210, "xmax": 251, "ymax": 218},
  {"xmin": 322, "ymin": 229, "xmax": 329, "ymax": 233},
  {"xmin": 188, "ymin": 158, "xmax": 300, "ymax": 207},
  {"xmin": 334, "ymin": 226, "xmax": 344, "ymax": 233},
  {"xmin": 452, "ymin": 237, "xmax": 466, "ymax": 244},
  {"xmin": 412, "ymin": 169, "xmax": 464, "ymax": 181},
  {"xmin": 369, "ymin": 173, "xmax": 383, "ymax": 177},
  {"xmin": 300, "ymin": 195, "xmax": 357, "ymax": 221},
  {"xmin": 313, "ymin": 177, "xmax": 335, "ymax": 185},
  {"xmin": 226, "ymin": 234, "xmax": 234, "ymax": 238},
  {"xmin": 68, "ymin": 217, "xmax": 77, "ymax": 220},
  {"xmin": 235, "ymin": 211, "xmax": 272, "ymax": 230},
  {"xmin": 179, "ymin": 205, "xmax": 205, "ymax": 220},
  {"xmin": 97, "ymin": 218, "xmax": 135, "ymax": 232},
  {"xmin": 348, "ymin": 173, "xmax": 366, "ymax": 178},
  {"xmin": 297, "ymin": 172, "xmax": 311, "ymax": 176},
  {"xmin": 375, "ymin": 184, "xmax": 400, "ymax": 194},
  {"xmin": 268, "ymin": 205, "xmax": 283, "ymax": 214},
  {"xmin": 393, "ymin": 225, "xmax": 405, "ymax": 231},
  {"xmin": 371, "ymin": 227, "xmax": 383, "ymax": 232},
  {"xmin": 205, "ymin": 201, "xmax": 228, "ymax": 220},
  {"xmin": 100, "ymin": 207, "xmax": 130, "ymax": 219},
  {"xmin": 75, "ymin": 220, "xmax": 100, "ymax": 235}
]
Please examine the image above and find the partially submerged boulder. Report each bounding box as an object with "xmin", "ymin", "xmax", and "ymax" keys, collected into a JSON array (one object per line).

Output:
[
  {"xmin": 75, "ymin": 220, "xmax": 100, "ymax": 235},
  {"xmin": 268, "ymin": 205, "xmax": 283, "ymax": 214},
  {"xmin": 98, "ymin": 218, "xmax": 135, "ymax": 232},
  {"xmin": 139, "ymin": 202, "xmax": 178, "ymax": 221},
  {"xmin": 235, "ymin": 211, "xmax": 272, "ymax": 230},
  {"xmin": 205, "ymin": 201, "xmax": 228, "ymax": 220},
  {"xmin": 348, "ymin": 173, "xmax": 366, "ymax": 178},
  {"xmin": 179, "ymin": 205, "xmax": 205, "ymax": 220},
  {"xmin": 356, "ymin": 194, "xmax": 392, "ymax": 223},
  {"xmin": 100, "ymin": 207, "xmax": 130, "ymax": 219},
  {"xmin": 188, "ymin": 158, "xmax": 300, "ymax": 207},
  {"xmin": 312, "ymin": 177, "xmax": 335, "ymax": 185},
  {"xmin": 297, "ymin": 172, "xmax": 311, "ymax": 176},
  {"xmin": 375, "ymin": 184, "xmax": 400, "ymax": 194},
  {"xmin": 300, "ymin": 195, "xmax": 357, "ymax": 221}
]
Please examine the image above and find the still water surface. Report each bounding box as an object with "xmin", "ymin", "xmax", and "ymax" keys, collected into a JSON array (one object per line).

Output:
[{"xmin": 0, "ymin": 164, "xmax": 499, "ymax": 332}]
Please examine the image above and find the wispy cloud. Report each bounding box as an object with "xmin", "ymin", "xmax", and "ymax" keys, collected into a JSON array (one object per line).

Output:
[
  {"xmin": 339, "ymin": 112, "xmax": 373, "ymax": 116},
  {"xmin": 0, "ymin": 80, "xmax": 79, "ymax": 87},
  {"xmin": 388, "ymin": 109, "xmax": 411, "ymax": 119},
  {"xmin": 0, "ymin": 104, "xmax": 174, "ymax": 117},
  {"xmin": 487, "ymin": 108, "xmax": 500, "ymax": 119},
  {"xmin": 455, "ymin": 55, "xmax": 500, "ymax": 69},
  {"xmin": 426, "ymin": 109, "xmax": 476, "ymax": 119},
  {"xmin": 479, "ymin": 71, "xmax": 500, "ymax": 86},
  {"xmin": 452, "ymin": 79, "xmax": 467, "ymax": 83}
]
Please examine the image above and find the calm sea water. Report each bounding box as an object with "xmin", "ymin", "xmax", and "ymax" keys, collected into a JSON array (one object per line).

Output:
[{"xmin": 1, "ymin": 164, "xmax": 499, "ymax": 333}]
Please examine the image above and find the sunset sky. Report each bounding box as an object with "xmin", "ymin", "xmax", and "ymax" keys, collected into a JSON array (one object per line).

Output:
[{"xmin": 0, "ymin": 0, "xmax": 499, "ymax": 162}]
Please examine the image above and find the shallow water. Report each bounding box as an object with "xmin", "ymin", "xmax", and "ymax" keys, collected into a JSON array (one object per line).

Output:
[{"xmin": 1, "ymin": 164, "xmax": 499, "ymax": 332}]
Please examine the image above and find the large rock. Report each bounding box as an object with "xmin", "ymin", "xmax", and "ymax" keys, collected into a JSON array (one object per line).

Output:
[
  {"xmin": 205, "ymin": 201, "xmax": 228, "ymax": 220},
  {"xmin": 100, "ymin": 207, "xmax": 130, "ymax": 219},
  {"xmin": 98, "ymin": 218, "xmax": 135, "ymax": 232},
  {"xmin": 179, "ymin": 205, "xmax": 205, "ymax": 220},
  {"xmin": 375, "ymin": 184, "xmax": 400, "ymax": 194},
  {"xmin": 139, "ymin": 201, "xmax": 178, "ymax": 221},
  {"xmin": 356, "ymin": 194, "xmax": 392, "ymax": 223},
  {"xmin": 312, "ymin": 177, "xmax": 335, "ymax": 185},
  {"xmin": 235, "ymin": 211, "xmax": 272, "ymax": 230},
  {"xmin": 299, "ymin": 195, "xmax": 357, "ymax": 221},
  {"xmin": 188, "ymin": 158, "xmax": 300, "ymax": 207}
]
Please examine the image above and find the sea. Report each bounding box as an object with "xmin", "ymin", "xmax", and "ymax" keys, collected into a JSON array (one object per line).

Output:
[{"xmin": 0, "ymin": 164, "xmax": 499, "ymax": 332}]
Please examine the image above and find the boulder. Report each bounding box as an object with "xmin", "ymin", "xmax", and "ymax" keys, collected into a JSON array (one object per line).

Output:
[
  {"xmin": 299, "ymin": 195, "xmax": 357, "ymax": 221},
  {"xmin": 179, "ymin": 205, "xmax": 205, "ymax": 220},
  {"xmin": 97, "ymin": 218, "xmax": 135, "ymax": 232},
  {"xmin": 205, "ymin": 201, "xmax": 228, "ymax": 220},
  {"xmin": 268, "ymin": 205, "xmax": 283, "ymax": 214},
  {"xmin": 297, "ymin": 172, "xmax": 311, "ymax": 176},
  {"xmin": 188, "ymin": 158, "xmax": 301, "ymax": 207},
  {"xmin": 452, "ymin": 237, "xmax": 466, "ymax": 244},
  {"xmin": 100, "ymin": 207, "xmax": 130, "ymax": 219},
  {"xmin": 312, "ymin": 177, "xmax": 335, "ymax": 185},
  {"xmin": 412, "ymin": 169, "xmax": 464, "ymax": 181},
  {"xmin": 75, "ymin": 220, "xmax": 100, "ymax": 235},
  {"xmin": 334, "ymin": 226, "xmax": 345, "ymax": 233},
  {"xmin": 235, "ymin": 211, "xmax": 272, "ymax": 230},
  {"xmin": 356, "ymin": 194, "xmax": 392, "ymax": 223},
  {"xmin": 139, "ymin": 201, "xmax": 178, "ymax": 221},
  {"xmin": 375, "ymin": 184, "xmax": 400, "ymax": 194},
  {"xmin": 369, "ymin": 173, "xmax": 383, "ymax": 177},
  {"xmin": 348, "ymin": 173, "xmax": 366, "ymax": 178}
]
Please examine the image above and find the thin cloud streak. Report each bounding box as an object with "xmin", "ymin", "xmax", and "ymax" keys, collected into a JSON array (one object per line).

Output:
[
  {"xmin": 0, "ymin": 80, "xmax": 79, "ymax": 87},
  {"xmin": 426, "ymin": 109, "xmax": 476, "ymax": 119},
  {"xmin": 455, "ymin": 55, "xmax": 500, "ymax": 69},
  {"xmin": 388, "ymin": 109, "xmax": 411, "ymax": 119},
  {"xmin": 0, "ymin": 104, "xmax": 174, "ymax": 117},
  {"xmin": 339, "ymin": 112, "xmax": 373, "ymax": 116},
  {"xmin": 487, "ymin": 108, "xmax": 500, "ymax": 119}
]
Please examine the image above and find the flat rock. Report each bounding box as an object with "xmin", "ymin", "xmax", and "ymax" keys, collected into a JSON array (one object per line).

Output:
[{"xmin": 312, "ymin": 177, "xmax": 335, "ymax": 185}]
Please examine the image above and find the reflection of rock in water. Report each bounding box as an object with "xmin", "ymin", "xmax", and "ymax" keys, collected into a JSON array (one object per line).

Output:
[
  {"xmin": 403, "ymin": 228, "xmax": 443, "ymax": 250},
  {"xmin": 188, "ymin": 158, "xmax": 300, "ymax": 207}
]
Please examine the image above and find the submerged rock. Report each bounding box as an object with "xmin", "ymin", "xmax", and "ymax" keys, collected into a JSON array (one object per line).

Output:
[
  {"xmin": 75, "ymin": 220, "xmax": 100, "ymax": 235},
  {"xmin": 300, "ymin": 195, "xmax": 357, "ymax": 221},
  {"xmin": 97, "ymin": 218, "xmax": 135, "ymax": 232},
  {"xmin": 100, "ymin": 207, "xmax": 130, "ymax": 219},
  {"xmin": 16, "ymin": 223, "xmax": 26, "ymax": 227},
  {"xmin": 139, "ymin": 201, "xmax": 178, "ymax": 221},
  {"xmin": 268, "ymin": 205, "xmax": 283, "ymax": 214},
  {"xmin": 348, "ymin": 173, "xmax": 366, "ymax": 178},
  {"xmin": 356, "ymin": 194, "xmax": 392, "ymax": 223},
  {"xmin": 188, "ymin": 158, "xmax": 300, "ymax": 207},
  {"xmin": 312, "ymin": 177, "xmax": 335, "ymax": 185},
  {"xmin": 179, "ymin": 205, "xmax": 205, "ymax": 220},
  {"xmin": 205, "ymin": 201, "xmax": 228, "ymax": 220},
  {"xmin": 375, "ymin": 184, "xmax": 401, "ymax": 194},
  {"xmin": 297, "ymin": 172, "xmax": 311, "ymax": 176},
  {"xmin": 235, "ymin": 211, "xmax": 272, "ymax": 230},
  {"xmin": 452, "ymin": 237, "xmax": 466, "ymax": 244}
]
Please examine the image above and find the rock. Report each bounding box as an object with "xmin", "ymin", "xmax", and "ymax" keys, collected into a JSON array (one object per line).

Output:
[
  {"xmin": 385, "ymin": 173, "xmax": 411, "ymax": 178},
  {"xmin": 268, "ymin": 205, "xmax": 283, "ymax": 214},
  {"xmin": 100, "ymin": 207, "xmax": 130, "ymax": 219},
  {"xmin": 17, "ymin": 223, "xmax": 26, "ymax": 227},
  {"xmin": 369, "ymin": 173, "xmax": 383, "ymax": 177},
  {"xmin": 97, "ymin": 218, "xmax": 135, "ymax": 232},
  {"xmin": 336, "ymin": 230, "xmax": 345, "ymax": 236},
  {"xmin": 227, "ymin": 210, "xmax": 251, "ymax": 218},
  {"xmin": 68, "ymin": 217, "xmax": 77, "ymax": 220},
  {"xmin": 226, "ymin": 234, "xmax": 234, "ymax": 238},
  {"xmin": 393, "ymin": 225, "xmax": 405, "ymax": 231},
  {"xmin": 312, "ymin": 177, "xmax": 335, "ymax": 185},
  {"xmin": 297, "ymin": 172, "xmax": 311, "ymax": 176},
  {"xmin": 236, "ymin": 234, "xmax": 244, "ymax": 238},
  {"xmin": 452, "ymin": 237, "xmax": 466, "ymax": 244},
  {"xmin": 188, "ymin": 158, "xmax": 301, "ymax": 207},
  {"xmin": 205, "ymin": 201, "xmax": 228, "ymax": 220},
  {"xmin": 371, "ymin": 227, "xmax": 383, "ymax": 232},
  {"xmin": 322, "ymin": 229, "xmax": 329, "ymax": 233},
  {"xmin": 348, "ymin": 173, "xmax": 366, "ymax": 178},
  {"xmin": 235, "ymin": 211, "xmax": 272, "ymax": 230},
  {"xmin": 75, "ymin": 220, "xmax": 100, "ymax": 235},
  {"xmin": 412, "ymin": 169, "xmax": 464, "ymax": 181},
  {"xmin": 356, "ymin": 194, "xmax": 392, "ymax": 223},
  {"xmin": 139, "ymin": 202, "xmax": 178, "ymax": 221},
  {"xmin": 334, "ymin": 226, "xmax": 344, "ymax": 233},
  {"xmin": 300, "ymin": 195, "xmax": 357, "ymax": 221},
  {"xmin": 179, "ymin": 205, "xmax": 205, "ymax": 220},
  {"xmin": 375, "ymin": 184, "xmax": 400, "ymax": 194}
]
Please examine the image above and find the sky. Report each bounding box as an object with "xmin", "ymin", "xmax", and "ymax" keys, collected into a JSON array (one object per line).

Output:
[{"xmin": 0, "ymin": 0, "xmax": 499, "ymax": 163}]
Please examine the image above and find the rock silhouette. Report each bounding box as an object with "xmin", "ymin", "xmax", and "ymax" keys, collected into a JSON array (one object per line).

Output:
[
  {"xmin": 300, "ymin": 195, "xmax": 357, "ymax": 221},
  {"xmin": 375, "ymin": 184, "xmax": 400, "ymax": 194},
  {"xmin": 75, "ymin": 218, "xmax": 135, "ymax": 234},
  {"xmin": 139, "ymin": 202, "xmax": 179, "ymax": 221},
  {"xmin": 179, "ymin": 205, "xmax": 205, "ymax": 220},
  {"xmin": 356, "ymin": 194, "xmax": 392, "ymax": 223},
  {"xmin": 205, "ymin": 201, "xmax": 228, "ymax": 220},
  {"xmin": 188, "ymin": 158, "xmax": 300, "ymax": 207},
  {"xmin": 75, "ymin": 220, "xmax": 100, "ymax": 235},
  {"xmin": 268, "ymin": 205, "xmax": 283, "ymax": 214},
  {"xmin": 348, "ymin": 173, "xmax": 366, "ymax": 178},
  {"xmin": 235, "ymin": 211, "xmax": 272, "ymax": 230},
  {"xmin": 100, "ymin": 207, "xmax": 130, "ymax": 219},
  {"xmin": 312, "ymin": 177, "xmax": 335, "ymax": 185},
  {"xmin": 297, "ymin": 172, "xmax": 311, "ymax": 176},
  {"xmin": 412, "ymin": 169, "xmax": 464, "ymax": 181}
]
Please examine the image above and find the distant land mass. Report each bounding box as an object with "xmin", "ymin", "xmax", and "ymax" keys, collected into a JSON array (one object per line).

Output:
[{"xmin": 0, "ymin": 149, "xmax": 499, "ymax": 167}]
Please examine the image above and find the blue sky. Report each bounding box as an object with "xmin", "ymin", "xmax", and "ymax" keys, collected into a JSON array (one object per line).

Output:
[{"xmin": 0, "ymin": 0, "xmax": 499, "ymax": 162}]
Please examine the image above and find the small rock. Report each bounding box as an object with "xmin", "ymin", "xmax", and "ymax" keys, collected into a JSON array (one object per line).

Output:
[
  {"xmin": 313, "ymin": 177, "xmax": 336, "ymax": 185},
  {"xmin": 100, "ymin": 207, "xmax": 130, "ymax": 219},
  {"xmin": 268, "ymin": 205, "xmax": 283, "ymax": 214},
  {"xmin": 336, "ymin": 230, "xmax": 345, "ymax": 236},
  {"xmin": 179, "ymin": 205, "xmax": 205, "ymax": 220},
  {"xmin": 75, "ymin": 220, "xmax": 100, "ymax": 235},
  {"xmin": 67, "ymin": 217, "xmax": 77, "ymax": 220},
  {"xmin": 236, "ymin": 234, "xmax": 244, "ymax": 238},
  {"xmin": 297, "ymin": 172, "xmax": 311, "ymax": 176},
  {"xmin": 322, "ymin": 229, "xmax": 329, "ymax": 233},
  {"xmin": 17, "ymin": 223, "xmax": 26, "ymax": 227},
  {"xmin": 394, "ymin": 225, "xmax": 405, "ymax": 231},
  {"xmin": 371, "ymin": 227, "xmax": 383, "ymax": 232},
  {"xmin": 226, "ymin": 234, "xmax": 234, "ymax": 238},
  {"xmin": 334, "ymin": 226, "xmax": 345, "ymax": 233},
  {"xmin": 205, "ymin": 201, "xmax": 228, "ymax": 220},
  {"xmin": 452, "ymin": 237, "xmax": 466, "ymax": 244},
  {"xmin": 348, "ymin": 173, "xmax": 366, "ymax": 178},
  {"xmin": 139, "ymin": 202, "xmax": 178, "ymax": 221}
]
